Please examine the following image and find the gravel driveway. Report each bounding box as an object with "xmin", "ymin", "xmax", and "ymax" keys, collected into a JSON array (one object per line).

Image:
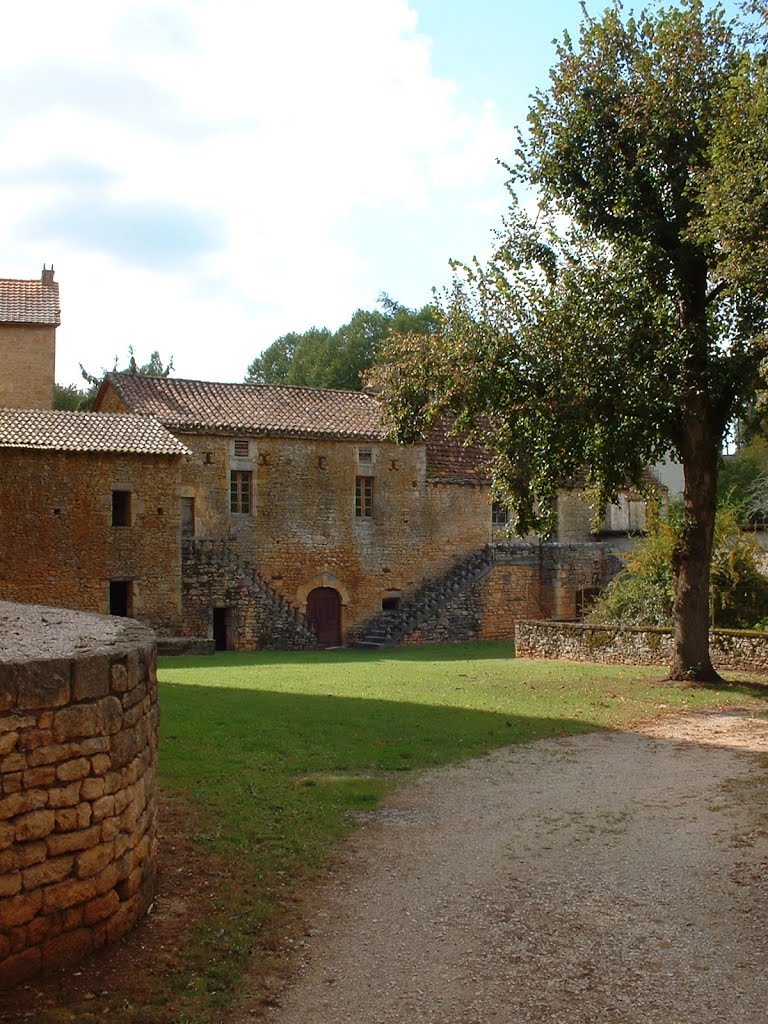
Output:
[{"xmin": 236, "ymin": 709, "xmax": 768, "ymax": 1024}]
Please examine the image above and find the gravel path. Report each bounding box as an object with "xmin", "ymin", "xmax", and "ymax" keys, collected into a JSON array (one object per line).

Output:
[{"xmin": 238, "ymin": 710, "xmax": 768, "ymax": 1024}]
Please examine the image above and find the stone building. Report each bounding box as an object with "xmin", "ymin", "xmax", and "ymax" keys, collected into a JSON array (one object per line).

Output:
[
  {"xmin": 0, "ymin": 408, "xmax": 189, "ymax": 634},
  {"xmin": 0, "ymin": 267, "xmax": 59, "ymax": 410},
  {"xmin": 0, "ymin": 268, "xmax": 659, "ymax": 651},
  {"xmin": 93, "ymin": 374, "xmax": 624, "ymax": 649}
]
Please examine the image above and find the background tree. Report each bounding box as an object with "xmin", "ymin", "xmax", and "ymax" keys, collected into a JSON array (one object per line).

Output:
[
  {"xmin": 373, "ymin": 1, "xmax": 768, "ymax": 680},
  {"xmin": 54, "ymin": 348, "xmax": 174, "ymax": 410},
  {"xmin": 245, "ymin": 297, "xmax": 439, "ymax": 391}
]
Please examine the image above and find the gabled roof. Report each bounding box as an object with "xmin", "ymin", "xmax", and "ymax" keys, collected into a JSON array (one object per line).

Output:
[
  {"xmin": 0, "ymin": 278, "xmax": 60, "ymax": 326},
  {"xmin": 101, "ymin": 374, "xmax": 389, "ymax": 441},
  {"xmin": 0, "ymin": 408, "xmax": 189, "ymax": 456},
  {"xmin": 425, "ymin": 416, "xmax": 492, "ymax": 482}
]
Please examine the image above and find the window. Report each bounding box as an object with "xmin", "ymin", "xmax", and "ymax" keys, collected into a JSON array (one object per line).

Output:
[
  {"xmin": 112, "ymin": 490, "xmax": 131, "ymax": 527},
  {"xmin": 355, "ymin": 476, "xmax": 374, "ymax": 518},
  {"xmin": 491, "ymin": 502, "xmax": 509, "ymax": 528},
  {"xmin": 358, "ymin": 448, "xmax": 373, "ymax": 465},
  {"xmin": 230, "ymin": 470, "xmax": 252, "ymax": 514},
  {"xmin": 234, "ymin": 438, "xmax": 249, "ymax": 458},
  {"xmin": 599, "ymin": 494, "xmax": 646, "ymax": 535},
  {"xmin": 180, "ymin": 497, "xmax": 195, "ymax": 537}
]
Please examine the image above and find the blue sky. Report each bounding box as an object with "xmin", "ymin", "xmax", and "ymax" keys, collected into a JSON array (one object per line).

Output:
[{"xmin": 0, "ymin": 1, "xmax": 737, "ymax": 387}]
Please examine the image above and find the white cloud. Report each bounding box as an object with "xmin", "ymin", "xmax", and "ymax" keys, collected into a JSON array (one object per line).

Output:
[{"xmin": 0, "ymin": 0, "xmax": 514, "ymax": 386}]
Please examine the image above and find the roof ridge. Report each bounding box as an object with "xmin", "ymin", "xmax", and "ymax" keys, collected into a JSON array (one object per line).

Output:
[{"xmin": 108, "ymin": 372, "xmax": 375, "ymax": 399}]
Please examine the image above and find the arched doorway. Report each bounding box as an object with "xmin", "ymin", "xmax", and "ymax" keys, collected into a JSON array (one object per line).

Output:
[{"xmin": 306, "ymin": 587, "xmax": 342, "ymax": 647}]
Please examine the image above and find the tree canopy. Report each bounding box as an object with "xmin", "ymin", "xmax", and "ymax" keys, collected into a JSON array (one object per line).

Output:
[
  {"xmin": 245, "ymin": 297, "xmax": 439, "ymax": 391},
  {"xmin": 54, "ymin": 348, "xmax": 174, "ymax": 411},
  {"xmin": 373, "ymin": 1, "xmax": 768, "ymax": 679}
]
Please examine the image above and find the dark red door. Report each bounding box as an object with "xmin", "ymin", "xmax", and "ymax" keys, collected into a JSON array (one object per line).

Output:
[{"xmin": 306, "ymin": 587, "xmax": 341, "ymax": 646}]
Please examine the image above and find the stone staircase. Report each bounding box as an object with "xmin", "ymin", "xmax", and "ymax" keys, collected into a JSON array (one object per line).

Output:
[
  {"xmin": 182, "ymin": 538, "xmax": 317, "ymax": 649},
  {"xmin": 351, "ymin": 546, "xmax": 496, "ymax": 648}
]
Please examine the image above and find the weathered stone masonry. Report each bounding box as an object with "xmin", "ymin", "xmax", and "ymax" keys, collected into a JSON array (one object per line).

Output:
[
  {"xmin": 0, "ymin": 603, "xmax": 159, "ymax": 988},
  {"xmin": 515, "ymin": 620, "xmax": 768, "ymax": 674}
]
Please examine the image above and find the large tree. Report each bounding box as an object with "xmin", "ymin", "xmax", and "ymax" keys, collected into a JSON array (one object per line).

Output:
[
  {"xmin": 374, "ymin": 1, "xmax": 768, "ymax": 680},
  {"xmin": 245, "ymin": 297, "xmax": 439, "ymax": 391}
]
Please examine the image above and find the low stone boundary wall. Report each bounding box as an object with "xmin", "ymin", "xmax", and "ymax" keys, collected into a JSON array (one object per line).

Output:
[
  {"xmin": 0, "ymin": 602, "xmax": 159, "ymax": 988},
  {"xmin": 515, "ymin": 620, "xmax": 768, "ymax": 674}
]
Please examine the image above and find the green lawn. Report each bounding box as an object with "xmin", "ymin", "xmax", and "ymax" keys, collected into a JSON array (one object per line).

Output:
[{"xmin": 152, "ymin": 643, "xmax": 767, "ymax": 1023}]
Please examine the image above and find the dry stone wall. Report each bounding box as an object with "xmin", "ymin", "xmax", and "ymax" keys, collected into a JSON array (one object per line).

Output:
[
  {"xmin": 515, "ymin": 620, "xmax": 768, "ymax": 674},
  {"xmin": 0, "ymin": 602, "xmax": 159, "ymax": 988}
]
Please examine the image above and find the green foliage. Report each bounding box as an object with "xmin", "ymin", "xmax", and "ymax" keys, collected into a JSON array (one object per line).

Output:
[
  {"xmin": 373, "ymin": 2, "xmax": 768, "ymax": 676},
  {"xmin": 589, "ymin": 501, "xmax": 768, "ymax": 629},
  {"xmin": 60, "ymin": 346, "xmax": 175, "ymax": 410},
  {"xmin": 719, "ymin": 436, "xmax": 768, "ymax": 526},
  {"xmin": 245, "ymin": 296, "xmax": 439, "ymax": 391}
]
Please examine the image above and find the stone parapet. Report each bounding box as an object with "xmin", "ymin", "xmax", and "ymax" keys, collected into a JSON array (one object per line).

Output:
[
  {"xmin": 515, "ymin": 620, "xmax": 768, "ymax": 674},
  {"xmin": 0, "ymin": 602, "xmax": 159, "ymax": 988}
]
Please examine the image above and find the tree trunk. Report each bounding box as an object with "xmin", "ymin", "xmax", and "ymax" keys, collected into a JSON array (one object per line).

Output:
[{"xmin": 669, "ymin": 415, "xmax": 721, "ymax": 682}]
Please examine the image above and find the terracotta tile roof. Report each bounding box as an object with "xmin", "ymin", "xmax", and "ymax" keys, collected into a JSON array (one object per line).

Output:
[
  {"xmin": 102, "ymin": 374, "xmax": 390, "ymax": 441},
  {"xmin": 0, "ymin": 278, "xmax": 60, "ymax": 325},
  {"xmin": 425, "ymin": 416, "xmax": 492, "ymax": 482},
  {"xmin": 0, "ymin": 408, "xmax": 189, "ymax": 456}
]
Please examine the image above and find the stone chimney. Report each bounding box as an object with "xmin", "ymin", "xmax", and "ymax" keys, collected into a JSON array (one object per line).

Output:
[{"xmin": 41, "ymin": 264, "xmax": 55, "ymax": 287}]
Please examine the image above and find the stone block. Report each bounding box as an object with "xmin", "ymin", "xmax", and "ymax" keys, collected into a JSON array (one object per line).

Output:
[
  {"xmin": 109, "ymin": 662, "xmax": 129, "ymax": 694},
  {"xmin": 16, "ymin": 728, "xmax": 52, "ymax": 752},
  {"xmin": 97, "ymin": 696, "xmax": 123, "ymax": 736},
  {"xmin": 103, "ymin": 770, "xmax": 122, "ymax": 795},
  {"xmin": 23, "ymin": 765, "xmax": 56, "ymax": 788},
  {"xmin": 22, "ymin": 854, "xmax": 73, "ymax": 889},
  {"xmin": 56, "ymin": 803, "xmax": 92, "ymax": 832},
  {"xmin": 0, "ymin": 731, "xmax": 18, "ymax": 757},
  {"xmin": 1, "ymin": 773, "xmax": 21, "ymax": 795},
  {"xmin": 55, "ymin": 757, "xmax": 91, "ymax": 783},
  {"xmin": 0, "ymin": 752, "xmax": 26, "ymax": 774},
  {"xmin": 100, "ymin": 816, "xmax": 119, "ymax": 842},
  {"xmin": 0, "ymin": 841, "xmax": 46, "ymax": 871},
  {"xmin": 91, "ymin": 795, "xmax": 115, "ymax": 823},
  {"xmin": 47, "ymin": 781, "xmax": 82, "ymax": 809},
  {"xmin": 71, "ymin": 654, "xmax": 110, "ymax": 701},
  {"xmin": 26, "ymin": 742, "xmax": 72, "ymax": 767},
  {"xmin": 83, "ymin": 890, "xmax": 120, "ymax": 925},
  {"xmin": 122, "ymin": 681, "xmax": 147, "ymax": 711},
  {"xmin": 76, "ymin": 841, "xmax": 114, "ymax": 879},
  {"xmin": 46, "ymin": 824, "xmax": 101, "ymax": 856},
  {"xmin": 0, "ymin": 821, "xmax": 13, "ymax": 851},
  {"xmin": 0, "ymin": 888, "xmax": 42, "ymax": 927},
  {"xmin": 14, "ymin": 809, "xmax": 55, "ymax": 842},
  {"xmin": 0, "ymin": 871, "xmax": 21, "ymax": 898},
  {"xmin": 91, "ymin": 860, "xmax": 120, "ymax": 896},
  {"xmin": 16, "ymin": 661, "xmax": 71, "ymax": 710},
  {"xmin": 80, "ymin": 777, "xmax": 105, "ymax": 801},
  {"xmin": 52, "ymin": 704, "xmax": 98, "ymax": 743},
  {"xmin": 90, "ymin": 753, "xmax": 111, "ymax": 776},
  {"xmin": 41, "ymin": 876, "xmax": 96, "ymax": 913}
]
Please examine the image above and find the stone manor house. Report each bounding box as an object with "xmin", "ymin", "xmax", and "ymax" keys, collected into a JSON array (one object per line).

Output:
[{"xmin": 0, "ymin": 270, "xmax": 677, "ymax": 650}]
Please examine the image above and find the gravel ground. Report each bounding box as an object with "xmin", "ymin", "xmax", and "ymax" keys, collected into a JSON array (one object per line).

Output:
[{"xmin": 236, "ymin": 709, "xmax": 768, "ymax": 1024}]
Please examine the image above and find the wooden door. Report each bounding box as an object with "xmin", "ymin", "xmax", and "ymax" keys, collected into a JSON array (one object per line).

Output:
[{"xmin": 306, "ymin": 587, "xmax": 341, "ymax": 646}]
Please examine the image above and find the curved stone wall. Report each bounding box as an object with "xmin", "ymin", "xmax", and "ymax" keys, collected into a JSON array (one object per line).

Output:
[{"xmin": 0, "ymin": 602, "xmax": 159, "ymax": 988}]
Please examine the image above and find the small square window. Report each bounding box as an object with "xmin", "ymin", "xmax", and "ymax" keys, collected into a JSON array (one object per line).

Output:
[
  {"xmin": 355, "ymin": 476, "xmax": 374, "ymax": 518},
  {"xmin": 112, "ymin": 490, "xmax": 131, "ymax": 527},
  {"xmin": 234, "ymin": 438, "xmax": 249, "ymax": 458},
  {"xmin": 358, "ymin": 448, "xmax": 373, "ymax": 464},
  {"xmin": 491, "ymin": 502, "xmax": 509, "ymax": 527},
  {"xmin": 230, "ymin": 470, "xmax": 252, "ymax": 514}
]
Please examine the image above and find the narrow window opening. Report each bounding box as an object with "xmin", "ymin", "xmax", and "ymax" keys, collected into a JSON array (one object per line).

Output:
[
  {"xmin": 230, "ymin": 470, "xmax": 252, "ymax": 514},
  {"xmin": 382, "ymin": 596, "xmax": 401, "ymax": 612},
  {"xmin": 355, "ymin": 476, "xmax": 374, "ymax": 518},
  {"xmin": 180, "ymin": 496, "xmax": 195, "ymax": 536},
  {"xmin": 491, "ymin": 502, "xmax": 509, "ymax": 528},
  {"xmin": 358, "ymin": 448, "xmax": 373, "ymax": 465},
  {"xmin": 112, "ymin": 490, "xmax": 131, "ymax": 527},
  {"xmin": 234, "ymin": 438, "xmax": 249, "ymax": 458},
  {"xmin": 213, "ymin": 607, "xmax": 231, "ymax": 650}
]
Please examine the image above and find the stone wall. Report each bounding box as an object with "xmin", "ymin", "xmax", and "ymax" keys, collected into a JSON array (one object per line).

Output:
[
  {"xmin": 0, "ymin": 323, "xmax": 55, "ymax": 411},
  {"xmin": 0, "ymin": 603, "xmax": 159, "ymax": 988},
  {"xmin": 0, "ymin": 449, "xmax": 184, "ymax": 635},
  {"xmin": 515, "ymin": 620, "xmax": 768, "ymax": 674},
  {"xmin": 181, "ymin": 538, "xmax": 318, "ymax": 650}
]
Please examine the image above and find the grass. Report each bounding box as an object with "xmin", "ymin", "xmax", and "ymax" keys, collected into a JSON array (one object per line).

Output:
[
  {"xmin": 152, "ymin": 643, "xmax": 767, "ymax": 1022},
  {"xmin": 10, "ymin": 643, "xmax": 765, "ymax": 1024}
]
